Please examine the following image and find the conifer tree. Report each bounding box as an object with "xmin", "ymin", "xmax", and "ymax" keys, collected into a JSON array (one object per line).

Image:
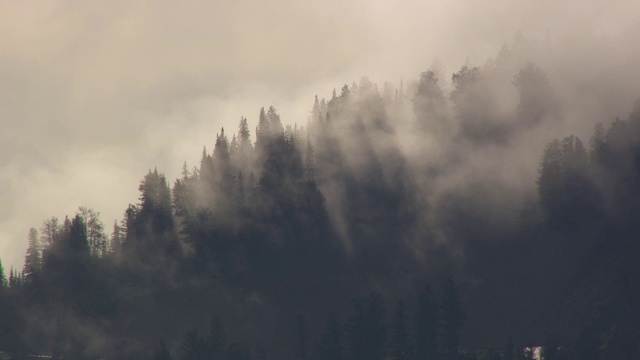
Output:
[
  {"xmin": 68, "ymin": 214, "xmax": 90, "ymax": 258},
  {"xmin": 236, "ymin": 116, "xmax": 253, "ymax": 172},
  {"xmin": 304, "ymin": 132, "xmax": 316, "ymax": 181},
  {"xmin": 213, "ymin": 127, "xmax": 234, "ymax": 195},
  {"xmin": 0, "ymin": 259, "xmax": 6, "ymax": 288},
  {"xmin": 23, "ymin": 227, "xmax": 41, "ymax": 284},
  {"xmin": 110, "ymin": 220, "xmax": 124, "ymax": 255}
]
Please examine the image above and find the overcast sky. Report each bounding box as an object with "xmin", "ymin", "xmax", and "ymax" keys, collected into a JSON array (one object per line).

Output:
[{"xmin": 1, "ymin": 0, "xmax": 639, "ymax": 270}]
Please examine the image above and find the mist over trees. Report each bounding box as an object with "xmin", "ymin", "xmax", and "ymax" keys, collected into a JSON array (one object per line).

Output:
[{"xmin": 1, "ymin": 38, "xmax": 640, "ymax": 359}]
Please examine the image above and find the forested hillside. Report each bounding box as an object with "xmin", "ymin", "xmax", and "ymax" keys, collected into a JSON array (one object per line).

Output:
[{"xmin": 1, "ymin": 40, "xmax": 639, "ymax": 360}]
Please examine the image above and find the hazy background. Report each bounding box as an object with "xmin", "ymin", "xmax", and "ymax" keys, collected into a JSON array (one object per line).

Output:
[{"xmin": 1, "ymin": 0, "xmax": 639, "ymax": 270}]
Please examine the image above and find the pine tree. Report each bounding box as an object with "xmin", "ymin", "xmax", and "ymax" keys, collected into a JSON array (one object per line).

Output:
[
  {"xmin": 8, "ymin": 267, "xmax": 14, "ymax": 288},
  {"xmin": 340, "ymin": 84, "xmax": 350, "ymax": 103},
  {"xmin": 589, "ymin": 122, "xmax": 607, "ymax": 164},
  {"xmin": 412, "ymin": 70, "xmax": 447, "ymax": 133},
  {"xmin": 138, "ymin": 169, "xmax": 174, "ymax": 234},
  {"xmin": 304, "ymin": 132, "xmax": 316, "ymax": 181},
  {"xmin": 236, "ymin": 116, "xmax": 253, "ymax": 172},
  {"xmin": 68, "ymin": 214, "xmax": 90, "ymax": 258},
  {"xmin": 110, "ymin": 220, "xmax": 124, "ymax": 255},
  {"xmin": 213, "ymin": 127, "xmax": 234, "ymax": 195},
  {"xmin": 312, "ymin": 95, "xmax": 321, "ymax": 124},
  {"xmin": 266, "ymin": 106, "xmax": 284, "ymax": 137},
  {"xmin": 256, "ymin": 107, "xmax": 270, "ymax": 151},
  {"xmin": 9, "ymin": 267, "xmax": 22, "ymax": 288},
  {"xmin": 122, "ymin": 204, "xmax": 138, "ymax": 245},
  {"xmin": 23, "ymin": 227, "xmax": 41, "ymax": 284},
  {"xmin": 0, "ymin": 258, "xmax": 6, "ymax": 288}
]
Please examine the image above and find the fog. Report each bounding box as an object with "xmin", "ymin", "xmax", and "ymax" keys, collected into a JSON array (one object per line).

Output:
[{"xmin": 1, "ymin": 0, "xmax": 640, "ymax": 271}]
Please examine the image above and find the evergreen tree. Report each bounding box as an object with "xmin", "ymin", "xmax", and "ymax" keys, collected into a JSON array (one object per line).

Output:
[
  {"xmin": 588, "ymin": 122, "xmax": 607, "ymax": 164},
  {"xmin": 9, "ymin": 267, "xmax": 22, "ymax": 288},
  {"xmin": 122, "ymin": 204, "xmax": 138, "ymax": 245},
  {"xmin": 230, "ymin": 134, "xmax": 239, "ymax": 159},
  {"xmin": 340, "ymin": 84, "xmax": 350, "ymax": 104},
  {"xmin": 312, "ymin": 95, "xmax": 321, "ymax": 124},
  {"xmin": 109, "ymin": 220, "xmax": 124, "ymax": 256},
  {"xmin": 538, "ymin": 135, "xmax": 601, "ymax": 226},
  {"xmin": 412, "ymin": 70, "xmax": 447, "ymax": 133},
  {"xmin": 304, "ymin": 132, "xmax": 316, "ymax": 181},
  {"xmin": 68, "ymin": 214, "xmax": 90, "ymax": 258},
  {"xmin": 213, "ymin": 127, "xmax": 234, "ymax": 195},
  {"xmin": 138, "ymin": 169, "xmax": 174, "ymax": 234},
  {"xmin": 236, "ymin": 116, "xmax": 253, "ymax": 170},
  {"xmin": 256, "ymin": 107, "xmax": 270, "ymax": 154},
  {"xmin": 200, "ymin": 146, "xmax": 215, "ymax": 189},
  {"xmin": 23, "ymin": 227, "xmax": 41, "ymax": 285},
  {"xmin": 0, "ymin": 259, "xmax": 6, "ymax": 288}
]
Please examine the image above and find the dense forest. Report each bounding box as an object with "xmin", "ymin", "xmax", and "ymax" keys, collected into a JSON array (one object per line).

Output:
[{"xmin": 1, "ymin": 40, "xmax": 639, "ymax": 359}]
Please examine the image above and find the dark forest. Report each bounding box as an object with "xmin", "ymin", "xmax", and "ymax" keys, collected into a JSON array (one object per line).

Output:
[{"xmin": 1, "ymin": 40, "xmax": 639, "ymax": 360}]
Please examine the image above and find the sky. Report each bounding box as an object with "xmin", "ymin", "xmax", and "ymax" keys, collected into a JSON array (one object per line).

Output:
[{"xmin": 1, "ymin": 0, "xmax": 639, "ymax": 270}]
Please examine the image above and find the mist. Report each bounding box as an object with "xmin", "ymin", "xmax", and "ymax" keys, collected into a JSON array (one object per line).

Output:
[
  {"xmin": 2, "ymin": 1, "xmax": 640, "ymax": 359},
  {"xmin": 1, "ymin": 0, "xmax": 639, "ymax": 270}
]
